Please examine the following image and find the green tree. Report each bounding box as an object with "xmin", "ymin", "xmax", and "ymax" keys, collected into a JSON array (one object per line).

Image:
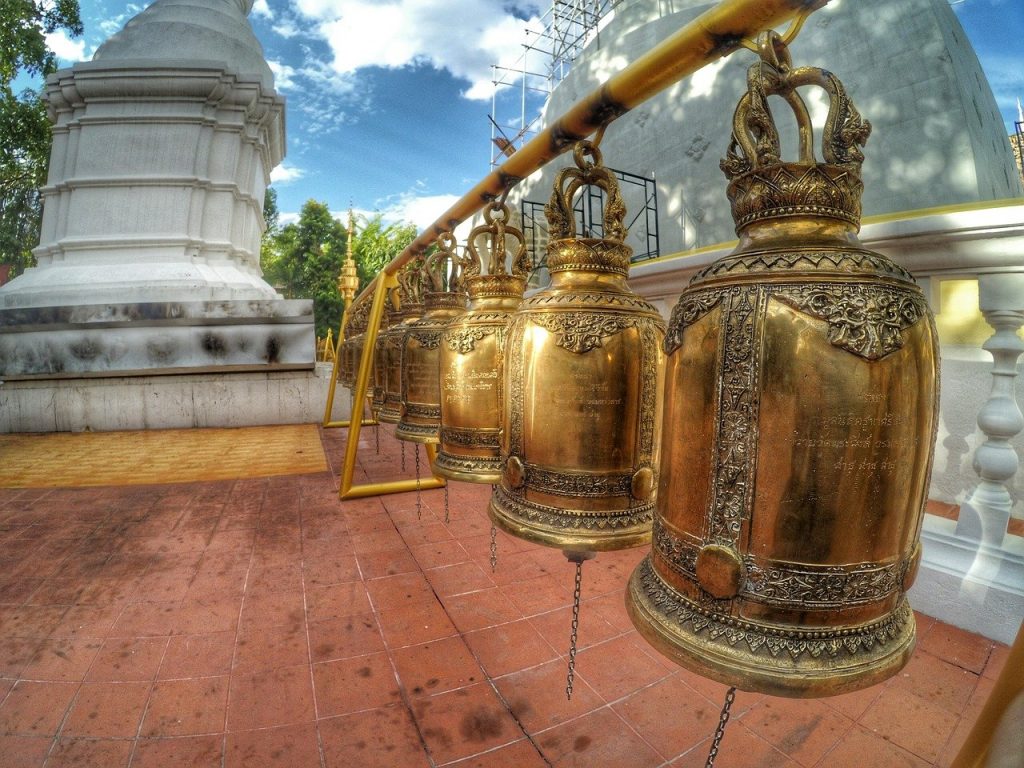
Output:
[
  {"xmin": 259, "ymin": 199, "xmax": 418, "ymax": 337},
  {"xmin": 1, "ymin": 0, "xmax": 83, "ymax": 276}
]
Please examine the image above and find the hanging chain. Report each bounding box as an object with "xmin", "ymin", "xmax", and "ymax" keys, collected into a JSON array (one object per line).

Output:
[
  {"xmin": 704, "ymin": 687, "xmax": 737, "ymax": 768},
  {"xmin": 374, "ymin": 423, "xmax": 380, "ymax": 454},
  {"xmin": 401, "ymin": 441, "xmax": 406, "ymax": 472},
  {"xmin": 443, "ymin": 482, "xmax": 450, "ymax": 524},
  {"xmin": 565, "ymin": 558, "xmax": 584, "ymax": 700},
  {"xmin": 415, "ymin": 445, "xmax": 422, "ymax": 520},
  {"xmin": 489, "ymin": 521, "xmax": 498, "ymax": 572}
]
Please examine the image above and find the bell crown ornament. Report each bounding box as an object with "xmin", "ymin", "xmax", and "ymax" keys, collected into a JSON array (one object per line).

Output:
[
  {"xmin": 422, "ymin": 233, "xmax": 467, "ymax": 311},
  {"xmin": 396, "ymin": 258, "xmax": 425, "ymax": 317},
  {"xmin": 462, "ymin": 201, "xmax": 530, "ymax": 299},
  {"xmin": 545, "ymin": 141, "xmax": 631, "ymax": 277}
]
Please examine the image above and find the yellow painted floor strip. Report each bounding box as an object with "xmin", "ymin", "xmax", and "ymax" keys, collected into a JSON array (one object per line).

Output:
[{"xmin": 0, "ymin": 425, "xmax": 329, "ymax": 488}]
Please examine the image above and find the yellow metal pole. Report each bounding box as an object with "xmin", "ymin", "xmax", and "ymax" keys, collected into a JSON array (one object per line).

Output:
[
  {"xmin": 342, "ymin": 0, "xmax": 827, "ymax": 308},
  {"xmin": 321, "ymin": 305, "xmax": 348, "ymax": 427}
]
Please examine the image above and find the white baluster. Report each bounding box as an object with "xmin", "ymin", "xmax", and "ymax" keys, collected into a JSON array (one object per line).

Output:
[{"xmin": 956, "ymin": 274, "xmax": 1024, "ymax": 547}]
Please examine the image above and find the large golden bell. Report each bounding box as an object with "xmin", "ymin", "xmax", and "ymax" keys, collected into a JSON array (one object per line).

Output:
[
  {"xmin": 489, "ymin": 142, "xmax": 666, "ymax": 552},
  {"xmin": 396, "ymin": 239, "xmax": 467, "ymax": 443},
  {"xmin": 434, "ymin": 203, "xmax": 529, "ymax": 483},
  {"xmin": 378, "ymin": 264, "xmax": 423, "ymax": 425},
  {"xmin": 626, "ymin": 36, "xmax": 940, "ymax": 698},
  {"xmin": 371, "ymin": 288, "xmax": 398, "ymax": 418}
]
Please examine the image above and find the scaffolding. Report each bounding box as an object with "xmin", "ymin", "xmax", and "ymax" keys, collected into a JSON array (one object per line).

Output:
[{"xmin": 489, "ymin": 0, "xmax": 621, "ymax": 167}]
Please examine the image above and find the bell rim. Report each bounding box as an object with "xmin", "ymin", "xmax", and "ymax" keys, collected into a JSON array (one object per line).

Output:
[
  {"xmin": 488, "ymin": 486, "xmax": 652, "ymax": 552},
  {"xmin": 432, "ymin": 451, "xmax": 503, "ymax": 484},
  {"xmin": 625, "ymin": 557, "xmax": 917, "ymax": 699}
]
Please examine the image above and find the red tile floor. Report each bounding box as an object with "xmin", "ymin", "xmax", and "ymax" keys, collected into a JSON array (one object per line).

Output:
[{"xmin": 0, "ymin": 424, "xmax": 1011, "ymax": 767}]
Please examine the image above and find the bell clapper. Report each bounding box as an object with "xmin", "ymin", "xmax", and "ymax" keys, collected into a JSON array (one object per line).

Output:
[
  {"xmin": 443, "ymin": 482, "xmax": 450, "ymax": 524},
  {"xmin": 489, "ymin": 520, "xmax": 498, "ymax": 572},
  {"xmin": 704, "ymin": 687, "xmax": 737, "ymax": 768},
  {"xmin": 415, "ymin": 445, "xmax": 422, "ymax": 520},
  {"xmin": 564, "ymin": 550, "xmax": 596, "ymax": 700}
]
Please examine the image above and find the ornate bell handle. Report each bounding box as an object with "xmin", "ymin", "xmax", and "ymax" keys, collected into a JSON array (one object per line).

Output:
[
  {"xmin": 545, "ymin": 140, "xmax": 627, "ymax": 243},
  {"xmin": 424, "ymin": 232, "xmax": 462, "ymax": 292},
  {"xmin": 465, "ymin": 201, "xmax": 529, "ymax": 278},
  {"xmin": 397, "ymin": 258, "xmax": 424, "ymax": 305},
  {"xmin": 723, "ymin": 31, "xmax": 871, "ymax": 177}
]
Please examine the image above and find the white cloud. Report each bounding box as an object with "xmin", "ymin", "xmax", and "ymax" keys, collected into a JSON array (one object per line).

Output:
[
  {"xmin": 376, "ymin": 191, "xmax": 461, "ymax": 230},
  {"xmin": 45, "ymin": 30, "xmax": 89, "ymax": 63},
  {"xmin": 278, "ymin": 211, "xmax": 300, "ymax": 226},
  {"xmin": 252, "ymin": 0, "xmax": 273, "ymax": 18},
  {"xmin": 268, "ymin": 59, "xmax": 298, "ymax": 90},
  {"xmin": 294, "ymin": 0, "xmax": 544, "ymax": 100},
  {"xmin": 273, "ymin": 19, "xmax": 300, "ymax": 38},
  {"xmin": 98, "ymin": 3, "xmax": 143, "ymax": 36},
  {"xmin": 270, "ymin": 163, "xmax": 306, "ymax": 184}
]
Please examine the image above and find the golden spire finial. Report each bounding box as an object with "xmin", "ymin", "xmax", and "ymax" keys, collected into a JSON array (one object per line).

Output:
[{"xmin": 338, "ymin": 205, "xmax": 359, "ymax": 303}]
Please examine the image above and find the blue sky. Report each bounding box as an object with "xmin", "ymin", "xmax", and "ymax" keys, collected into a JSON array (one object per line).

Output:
[{"xmin": 39, "ymin": 0, "xmax": 1024, "ymax": 228}]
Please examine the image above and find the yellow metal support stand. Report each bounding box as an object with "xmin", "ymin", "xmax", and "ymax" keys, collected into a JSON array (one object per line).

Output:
[
  {"xmin": 338, "ymin": 273, "xmax": 446, "ymax": 499},
  {"xmin": 322, "ymin": 305, "xmax": 377, "ymax": 429}
]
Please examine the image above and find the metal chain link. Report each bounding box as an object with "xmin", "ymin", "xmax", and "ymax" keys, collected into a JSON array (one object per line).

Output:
[
  {"xmin": 415, "ymin": 445, "xmax": 421, "ymax": 520},
  {"xmin": 565, "ymin": 559, "xmax": 583, "ymax": 700},
  {"xmin": 374, "ymin": 423, "xmax": 380, "ymax": 454},
  {"xmin": 704, "ymin": 687, "xmax": 737, "ymax": 768},
  {"xmin": 401, "ymin": 441, "xmax": 406, "ymax": 472},
  {"xmin": 443, "ymin": 483, "xmax": 450, "ymax": 524},
  {"xmin": 489, "ymin": 521, "xmax": 498, "ymax": 572}
]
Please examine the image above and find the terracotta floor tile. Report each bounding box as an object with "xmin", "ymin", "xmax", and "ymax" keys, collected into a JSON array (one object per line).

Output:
[
  {"xmin": 529, "ymin": 603, "xmax": 621, "ymax": 656},
  {"xmin": 822, "ymin": 682, "xmax": 885, "ymax": 722},
  {"xmin": 355, "ymin": 548, "xmax": 420, "ymax": 579},
  {"xmin": 226, "ymin": 722, "xmax": 322, "ymax": 767},
  {"xmin": 308, "ymin": 612, "xmax": 386, "ymax": 663},
  {"xmin": 2, "ymin": 605, "xmax": 69, "ymax": 638},
  {"xmin": 0, "ymin": 636, "xmax": 45, "ymax": 679},
  {"xmin": 741, "ymin": 695, "xmax": 855, "ymax": 766},
  {"xmin": 377, "ymin": 601, "xmax": 459, "ymax": 648},
  {"xmin": 305, "ymin": 581, "xmax": 372, "ymax": 623},
  {"xmin": 245, "ymin": 564, "xmax": 303, "ymax": 597},
  {"xmin": 464, "ymin": 619, "xmax": 559, "ymax": 678},
  {"xmin": 109, "ymin": 602, "xmax": 179, "ymax": 637},
  {"xmin": 585, "ymin": 590, "xmax": 636, "ymax": 634},
  {"xmin": 302, "ymin": 552, "xmax": 361, "ymax": 587},
  {"xmin": 0, "ymin": 681, "xmax": 78, "ymax": 736},
  {"xmin": 350, "ymin": 529, "xmax": 408, "ymax": 554},
  {"xmin": 573, "ymin": 635, "xmax": 671, "ymax": 703},
  {"xmin": 425, "ymin": 561, "xmax": 496, "ymax": 599},
  {"xmin": 411, "ymin": 682, "xmax": 519, "ymax": 765},
  {"xmin": 919, "ymin": 620, "xmax": 994, "ymax": 674},
  {"xmin": 319, "ymin": 704, "xmax": 430, "ymax": 768},
  {"xmin": 129, "ymin": 734, "xmax": 224, "ymax": 767},
  {"xmin": 141, "ymin": 676, "xmax": 228, "ymax": 737},
  {"xmin": 0, "ymin": 734, "xmax": 52, "ymax": 766},
  {"xmin": 982, "ymin": 641, "xmax": 1011, "ymax": 681},
  {"xmin": 159, "ymin": 632, "xmax": 235, "ymax": 680},
  {"xmin": 63, "ymin": 681, "xmax": 151, "ymax": 738},
  {"xmin": 536, "ymin": 705, "xmax": 663, "ymax": 768},
  {"xmin": 442, "ymin": 588, "xmax": 523, "ymax": 634},
  {"xmin": 889, "ymin": 646, "xmax": 980, "ymax": 714},
  {"xmin": 494, "ymin": 659, "xmax": 603, "ymax": 733},
  {"xmin": 444, "ymin": 738, "xmax": 550, "ymax": 768},
  {"xmin": 173, "ymin": 596, "xmax": 241, "ymax": 636},
  {"xmin": 400, "ymin": 521, "xmax": 455, "ymax": 547},
  {"xmin": 365, "ymin": 572, "xmax": 435, "ymax": 611},
  {"xmin": 86, "ymin": 637, "xmax": 169, "ymax": 682},
  {"xmin": 21, "ymin": 638, "xmax": 102, "ymax": 682},
  {"xmin": 233, "ymin": 624, "xmax": 309, "ymax": 675},
  {"xmin": 0, "ymin": 578, "xmax": 43, "ymax": 606},
  {"xmin": 237, "ymin": 590, "xmax": 305, "ymax": 632},
  {"xmin": 227, "ymin": 665, "xmax": 314, "ymax": 731},
  {"xmin": 313, "ymin": 651, "xmax": 402, "ymax": 717},
  {"xmin": 392, "ymin": 635, "xmax": 486, "ymax": 697},
  {"xmin": 45, "ymin": 736, "xmax": 133, "ymax": 767},
  {"xmin": 859, "ymin": 686, "xmax": 959, "ymax": 763},
  {"xmin": 669, "ymin": 723, "xmax": 798, "ymax": 768},
  {"xmin": 938, "ymin": 674, "xmax": 993, "ymax": 767},
  {"xmin": 409, "ymin": 540, "xmax": 471, "ymax": 570},
  {"xmin": 816, "ymin": 723, "xmax": 931, "ymax": 767},
  {"xmin": 613, "ymin": 675, "xmax": 720, "ymax": 760}
]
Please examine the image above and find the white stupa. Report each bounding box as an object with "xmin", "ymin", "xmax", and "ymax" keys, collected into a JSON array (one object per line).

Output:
[{"xmin": 0, "ymin": 0, "xmax": 313, "ymax": 377}]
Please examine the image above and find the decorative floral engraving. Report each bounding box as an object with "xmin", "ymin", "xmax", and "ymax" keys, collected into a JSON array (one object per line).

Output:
[
  {"xmin": 745, "ymin": 560, "xmax": 906, "ymax": 608},
  {"xmin": 639, "ymin": 322, "xmax": 659, "ymax": 460},
  {"xmin": 637, "ymin": 559, "xmax": 909, "ymax": 659},
  {"xmin": 526, "ymin": 464, "xmax": 633, "ymax": 497},
  {"xmin": 440, "ymin": 427, "xmax": 500, "ymax": 449},
  {"xmin": 690, "ymin": 250, "xmax": 916, "ymax": 286},
  {"xmin": 653, "ymin": 519, "xmax": 698, "ymax": 578},
  {"xmin": 528, "ymin": 312, "xmax": 640, "ymax": 354},
  {"xmin": 665, "ymin": 292, "xmax": 724, "ymax": 355},
  {"xmin": 406, "ymin": 330, "xmax": 441, "ymax": 350},
  {"xmin": 445, "ymin": 327, "xmax": 493, "ymax": 354},
  {"xmin": 774, "ymin": 284, "xmax": 928, "ymax": 360}
]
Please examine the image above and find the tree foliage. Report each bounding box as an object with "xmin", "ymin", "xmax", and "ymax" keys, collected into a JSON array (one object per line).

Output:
[
  {"xmin": 1, "ymin": 0, "xmax": 83, "ymax": 275},
  {"xmin": 259, "ymin": 197, "xmax": 417, "ymax": 337}
]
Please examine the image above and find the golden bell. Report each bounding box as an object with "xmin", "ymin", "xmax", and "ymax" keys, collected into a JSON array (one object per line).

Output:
[
  {"xmin": 434, "ymin": 202, "xmax": 529, "ymax": 483},
  {"xmin": 395, "ymin": 239, "xmax": 467, "ymax": 443},
  {"xmin": 489, "ymin": 141, "xmax": 666, "ymax": 552},
  {"xmin": 371, "ymin": 288, "xmax": 398, "ymax": 418},
  {"xmin": 378, "ymin": 263, "xmax": 424, "ymax": 425},
  {"xmin": 626, "ymin": 35, "xmax": 940, "ymax": 698}
]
